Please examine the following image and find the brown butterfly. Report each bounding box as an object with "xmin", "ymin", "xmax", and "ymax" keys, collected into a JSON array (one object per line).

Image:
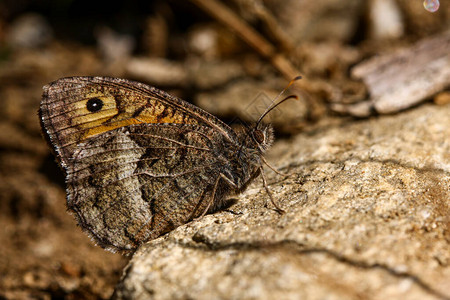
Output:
[{"xmin": 39, "ymin": 76, "xmax": 296, "ymax": 254}]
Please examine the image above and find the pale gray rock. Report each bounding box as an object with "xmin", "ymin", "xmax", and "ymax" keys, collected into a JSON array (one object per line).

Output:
[
  {"xmin": 368, "ymin": 0, "xmax": 404, "ymax": 39},
  {"xmin": 186, "ymin": 59, "xmax": 245, "ymax": 90},
  {"xmin": 114, "ymin": 104, "xmax": 450, "ymax": 300},
  {"xmin": 125, "ymin": 58, "xmax": 188, "ymax": 86},
  {"xmin": 332, "ymin": 30, "xmax": 450, "ymax": 117},
  {"xmin": 6, "ymin": 13, "xmax": 53, "ymax": 49}
]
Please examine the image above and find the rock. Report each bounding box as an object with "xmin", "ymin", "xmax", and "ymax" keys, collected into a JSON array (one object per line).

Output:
[
  {"xmin": 332, "ymin": 30, "xmax": 450, "ymax": 117},
  {"xmin": 434, "ymin": 91, "xmax": 450, "ymax": 106},
  {"xmin": 96, "ymin": 27, "xmax": 135, "ymax": 63},
  {"xmin": 187, "ymin": 59, "xmax": 245, "ymax": 90},
  {"xmin": 6, "ymin": 13, "xmax": 53, "ymax": 49},
  {"xmin": 368, "ymin": 0, "xmax": 404, "ymax": 39},
  {"xmin": 113, "ymin": 103, "xmax": 450, "ymax": 299},
  {"xmin": 125, "ymin": 57, "xmax": 188, "ymax": 86}
]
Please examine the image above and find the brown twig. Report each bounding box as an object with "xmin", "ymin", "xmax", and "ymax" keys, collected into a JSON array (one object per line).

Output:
[
  {"xmin": 238, "ymin": 0, "xmax": 296, "ymax": 54},
  {"xmin": 189, "ymin": 0, "xmax": 299, "ymax": 80},
  {"xmin": 190, "ymin": 0, "xmax": 342, "ymax": 118}
]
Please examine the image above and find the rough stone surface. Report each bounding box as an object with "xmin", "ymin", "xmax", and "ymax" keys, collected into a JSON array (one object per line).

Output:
[{"xmin": 114, "ymin": 103, "xmax": 449, "ymax": 300}]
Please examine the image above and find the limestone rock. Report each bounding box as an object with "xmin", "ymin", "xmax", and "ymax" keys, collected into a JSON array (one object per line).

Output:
[{"xmin": 114, "ymin": 104, "xmax": 449, "ymax": 300}]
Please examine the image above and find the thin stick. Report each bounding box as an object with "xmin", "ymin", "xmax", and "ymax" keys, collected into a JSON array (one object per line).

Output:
[
  {"xmin": 246, "ymin": 1, "xmax": 295, "ymax": 54},
  {"xmin": 189, "ymin": 0, "xmax": 299, "ymax": 80},
  {"xmin": 190, "ymin": 0, "xmax": 342, "ymax": 116}
]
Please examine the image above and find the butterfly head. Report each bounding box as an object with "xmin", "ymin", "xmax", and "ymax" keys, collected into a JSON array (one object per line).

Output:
[
  {"xmin": 245, "ymin": 88, "xmax": 299, "ymax": 153},
  {"xmin": 248, "ymin": 122, "xmax": 274, "ymax": 153}
]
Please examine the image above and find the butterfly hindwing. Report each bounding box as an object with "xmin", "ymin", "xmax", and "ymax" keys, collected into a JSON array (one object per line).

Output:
[{"xmin": 67, "ymin": 123, "xmax": 222, "ymax": 251}]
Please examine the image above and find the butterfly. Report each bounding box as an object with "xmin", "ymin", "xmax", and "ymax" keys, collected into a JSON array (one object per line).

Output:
[{"xmin": 39, "ymin": 76, "xmax": 297, "ymax": 253}]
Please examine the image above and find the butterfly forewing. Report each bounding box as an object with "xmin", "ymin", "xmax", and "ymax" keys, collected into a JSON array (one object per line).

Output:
[{"xmin": 40, "ymin": 77, "xmax": 237, "ymax": 169}]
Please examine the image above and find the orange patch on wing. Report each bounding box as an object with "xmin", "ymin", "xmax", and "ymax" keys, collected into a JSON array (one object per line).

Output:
[
  {"xmin": 81, "ymin": 115, "xmax": 186, "ymax": 140},
  {"xmin": 137, "ymin": 114, "xmax": 184, "ymax": 124}
]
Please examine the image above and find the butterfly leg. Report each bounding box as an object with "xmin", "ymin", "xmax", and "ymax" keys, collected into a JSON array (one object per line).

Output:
[
  {"xmin": 260, "ymin": 166, "xmax": 285, "ymax": 214},
  {"xmin": 198, "ymin": 172, "xmax": 240, "ymax": 218},
  {"xmin": 260, "ymin": 155, "xmax": 292, "ymax": 177},
  {"xmin": 198, "ymin": 170, "xmax": 285, "ymax": 217}
]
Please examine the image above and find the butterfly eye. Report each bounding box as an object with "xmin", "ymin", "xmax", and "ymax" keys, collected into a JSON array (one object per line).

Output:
[
  {"xmin": 253, "ymin": 129, "xmax": 265, "ymax": 144},
  {"xmin": 86, "ymin": 97, "xmax": 104, "ymax": 112}
]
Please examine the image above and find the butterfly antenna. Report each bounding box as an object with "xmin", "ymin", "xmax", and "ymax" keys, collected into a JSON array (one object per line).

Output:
[{"xmin": 256, "ymin": 75, "xmax": 302, "ymax": 126}]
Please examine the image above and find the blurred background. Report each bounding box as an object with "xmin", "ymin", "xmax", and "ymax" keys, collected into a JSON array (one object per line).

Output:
[{"xmin": 0, "ymin": 0, "xmax": 448, "ymax": 298}]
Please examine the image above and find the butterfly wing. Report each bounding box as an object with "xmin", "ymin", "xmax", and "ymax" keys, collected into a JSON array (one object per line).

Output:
[
  {"xmin": 40, "ymin": 77, "xmax": 235, "ymax": 252},
  {"xmin": 39, "ymin": 76, "xmax": 237, "ymax": 170},
  {"xmin": 68, "ymin": 124, "xmax": 222, "ymax": 252}
]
